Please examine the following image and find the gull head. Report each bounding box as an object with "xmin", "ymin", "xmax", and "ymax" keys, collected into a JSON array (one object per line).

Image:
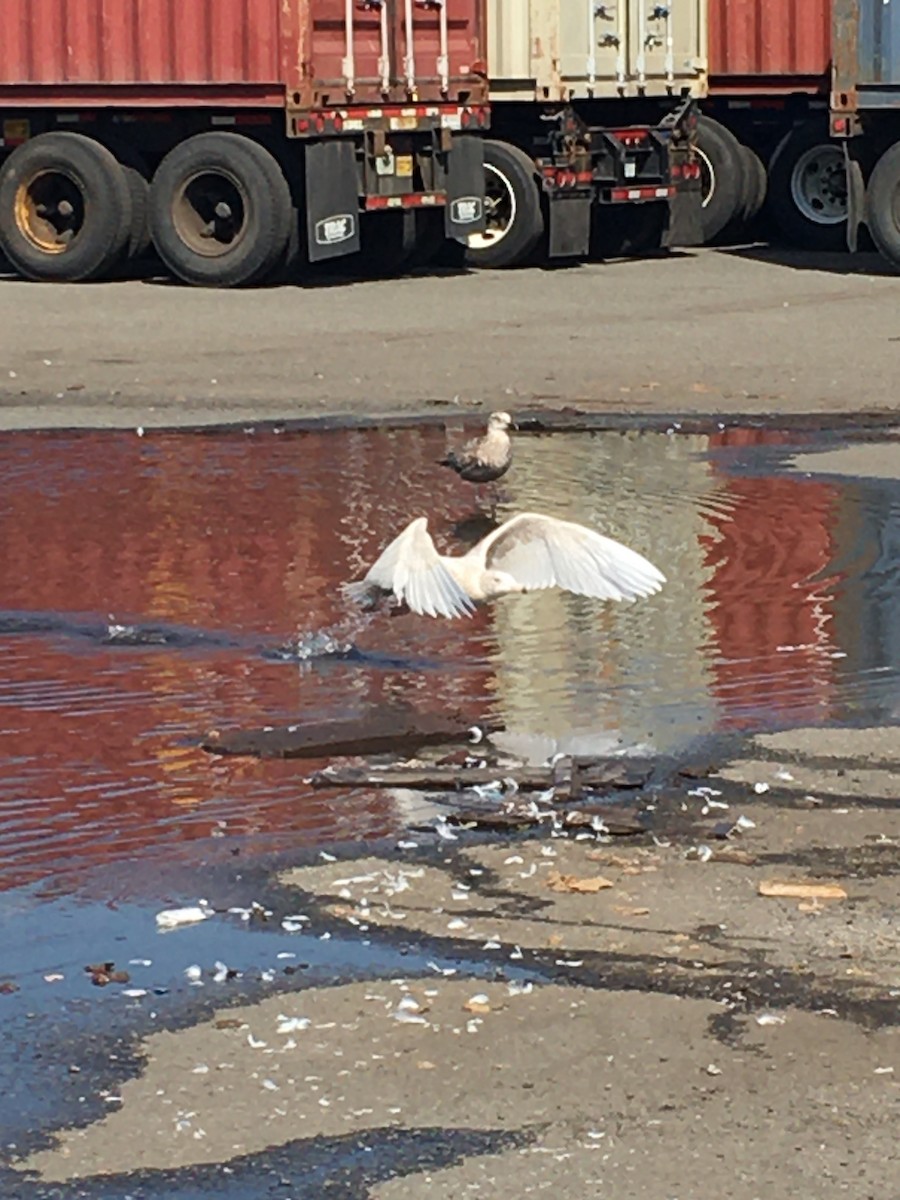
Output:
[{"xmin": 488, "ymin": 411, "xmax": 514, "ymax": 432}]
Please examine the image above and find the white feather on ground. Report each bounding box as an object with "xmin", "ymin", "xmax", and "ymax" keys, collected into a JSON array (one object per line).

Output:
[{"xmin": 343, "ymin": 512, "xmax": 666, "ymax": 619}]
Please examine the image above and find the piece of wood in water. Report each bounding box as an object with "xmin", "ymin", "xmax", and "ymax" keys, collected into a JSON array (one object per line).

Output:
[
  {"xmin": 202, "ymin": 708, "xmax": 500, "ymax": 760},
  {"xmin": 309, "ymin": 761, "xmax": 648, "ymax": 793}
]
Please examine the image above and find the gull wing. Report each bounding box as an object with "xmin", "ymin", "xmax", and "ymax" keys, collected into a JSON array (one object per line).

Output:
[
  {"xmin": 482, "ymin": 513, "xmax": 666, "ymax": 602},
  {"xmin": 350, "ymin": 517, "xmax": 475, "ymax": 619}
]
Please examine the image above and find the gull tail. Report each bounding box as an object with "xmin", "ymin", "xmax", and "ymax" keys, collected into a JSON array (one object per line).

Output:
[{"xmin": 340, "ymin": 580, "xmax": 380, "ymax": 611}]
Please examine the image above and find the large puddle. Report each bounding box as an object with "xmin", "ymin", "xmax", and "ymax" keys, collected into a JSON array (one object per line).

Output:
[
  {"xmin": 2, "ymin": 422, "xmax": 900, "ymax": 896},
  {"xmin": 1, "ymin": 419, "xmax": 900, "ymax": 1040}
]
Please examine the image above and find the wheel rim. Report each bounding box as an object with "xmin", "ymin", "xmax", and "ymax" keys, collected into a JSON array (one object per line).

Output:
[
  {"xmin": 789, "ymin": 144, "xmax": 847, "ymax": 225},
  {"xmin": 696, "ymin": 146, "xmax": 716, "ymax": 210},
  {"xmin": 14, "ymin": 170, "xmax": 85, "ymax": 254},
  {"xmin": 173, "ymin": 171, "xmax": 249, "ymax": 257},
  {"xmin": 467, "ymin": 162, "xmax": 516, "ymax": 251}
]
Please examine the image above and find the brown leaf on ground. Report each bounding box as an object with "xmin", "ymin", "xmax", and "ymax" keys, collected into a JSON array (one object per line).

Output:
[
  {"xmin": 759, "ymin": 880, "xmax": 847, "ymax": 901},
  {"xmin": 712, "ymin": 848, "xmax": 757, "ymax": 865},
  {"xmin": 546, "ymin": 871, "xmax": 614, "ymax": 894},
  {"xmin": 614, "ymin": 906, "xmax": 650, "ymax": 917}
]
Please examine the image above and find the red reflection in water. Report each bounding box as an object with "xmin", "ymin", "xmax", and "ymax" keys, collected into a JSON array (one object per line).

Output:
[
  {"xmin": 0, "ymin": 428, "xmax": 495, "ymax": 892},
  {"xmin": 702, "ymin": 429, "xmax": 840, "ymax": 729}
]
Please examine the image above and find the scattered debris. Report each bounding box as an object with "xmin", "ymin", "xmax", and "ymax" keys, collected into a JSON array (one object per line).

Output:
[
  {"xmin": 463, "ymin": 994, "xmax": 492, "ymax": 1014},
  {"xmin": 753, "ymin": 782, "xmax": 770, "ymax": 795},
  {"xmin": 392, "ymin": 996, "xmax": 429, "ymax": 1025},
  {"xmin": 0, "ymin": 981, "xmax": 20, "ymax": 995},
  {"xmin": 758, "ymin": 880, "xmax": 848, "ymax": 901},
  {"xmin": 277, "ymin": 1016, "xmax": 311, "ymax": 1034},
  {"xmin": 685, "ymin": 845, "xmax": 713, "ymax": 863},
  {"xmin": 84, "ymin": 963, "xmax": 130, "ymax": 987},
  {"xmin": 546, "ymin": 871, "xmax": 614, "ymax": 894},
  {"xmin": 755, "ymin": 1012, "xmax": 786, "ymax": 1026},
  {"xmin": 156, "ymin": 902, "xmax": 213, "ymax": 931}
]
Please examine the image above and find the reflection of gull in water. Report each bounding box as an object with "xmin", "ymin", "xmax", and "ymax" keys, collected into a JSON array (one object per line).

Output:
[
  {"xmin": 343, "ymin": 512, "xmax": 666, "ymax": 619},
  {"xmin": 439, "ymin": 411, "xmax": 514, "ymax": 485}
]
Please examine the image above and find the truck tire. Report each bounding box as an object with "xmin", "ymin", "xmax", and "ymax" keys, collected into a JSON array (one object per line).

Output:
[
  {"xmin": 864, "ymin": 142, "xmax": 900, "ymax": 270},
  {"xmin": 740, "ymin": 144, "xmax": 768, "ymax": 225},
  {"xmin": 719, "ymin": 143, "xmax": 768, "ymax": 241},
  {"xmin": 464, "ymin": 139, "xmax": 543, "ymax": 269},
  {"xmin": 767, "ymin": 120, "xmax": 847, "ymax": 251},
  {"xmin": 97, "ymin": 138, "xmax": 153, "ymax": 263},
  {"xmin": 149, "ymin": 133, "xmax": 293, "ymax": 287},
  {"xmin": 0, "ymin": 132, "xmax": 132, "ymax": 282},
  {"xmin": 590, "ymin": 201, "xmax": 668, "ymax": 258},
  {"xmin": 695, "ymin": 115, "xmax": 746, "ymax": 243}
]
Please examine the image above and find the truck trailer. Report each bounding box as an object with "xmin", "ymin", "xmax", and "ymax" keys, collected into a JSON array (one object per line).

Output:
[
  {"xmin": 0, "ymin": 0, "xmax": 489, "ymax": 286},
  {"xmin": 459, "ymin": 0, "xmax": 706, "ymax": 269},
  {"xmin": 832, "ymin": 0, "xmax": 900, "ymax": 268},
  {"xmin": 695, "ymin": 0, "xmax": 842, "ymax": 250}
]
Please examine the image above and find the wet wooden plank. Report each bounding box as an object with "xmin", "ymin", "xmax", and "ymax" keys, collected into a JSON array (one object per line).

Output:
[
  {"xmin": 308, "ymin": 759, "xmax": 651, "ymax": 793},
  {"xmin": 202, "ymin": 709, "xmax": 500, "ymax": 761}
]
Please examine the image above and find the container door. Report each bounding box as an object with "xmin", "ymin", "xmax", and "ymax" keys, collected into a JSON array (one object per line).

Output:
[
  {"xmin": 397, "ymin": 0, "xmax": 487, "ymax": 104},
  {"xmin": 854, "ymin": 0, "xmax": 900, "ymax": 92},
  {"xmin": 557, "ymin": 0, "xmax": 627, "ymax": 94},
  {"xmin": 628, "ymin": 0, "xmax": 704, "ymax": 90},
  {"xmin": 486, "ymin": 0, "xmax": 532, "ymax": 83},
  {"xmin": 310, "ymin": 0, "xmax": 392, "ymax": 103}
]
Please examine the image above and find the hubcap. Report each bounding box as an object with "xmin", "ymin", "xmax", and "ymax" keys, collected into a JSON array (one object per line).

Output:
[
  {"xmin": 467, "ymin": 162, "xmax": 516, "ymax": 251},
  {"xmin": 14, "ymin": 170, "xmax": 84, "ymax": 253},
  {"xmin": 173, "ymin": 171, "xmax": 248, "ymax": 257},
  {"xmin": 790, "ymin": 144, "xmax": 847, "ymax": 225}
]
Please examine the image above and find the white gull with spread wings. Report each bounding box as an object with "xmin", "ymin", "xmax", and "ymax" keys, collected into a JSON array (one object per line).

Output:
[{"xmin": 343, "ymin": 512, "xmax": 666, "ymax": 618}]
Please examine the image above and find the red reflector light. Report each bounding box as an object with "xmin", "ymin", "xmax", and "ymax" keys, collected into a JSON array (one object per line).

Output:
[
  {"xmin": 833, "ymin": 116, "xmax": 848, "ymax": 134},
  {"xmin": 461, "ymin": 108, "xmax": 472, "ymax": 127},
  {"xmin": 333, "ymin": 114, "xmax": 344, "ymax": 132},
  {"xmin": 297, "ymin": 118, "xmax": 310, "ymax": 133}
]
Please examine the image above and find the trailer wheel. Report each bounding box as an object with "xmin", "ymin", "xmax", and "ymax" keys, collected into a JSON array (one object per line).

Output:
[
  {"xmin": 98, "ymin": 139, "xmax": 152, "ymax": 263},
  {"xmin": 864, "ymin": 142, "xmax": 900, "ymax": 271},
  {"xmin": 740, "ymin": 144, "xmax": 768, "ymax": 226},
  {"xmin": 695, "ymin": 116, "xmax": 746, "ymax": 243},
  {"xmin": 464, "ymin": 140, "xmax": 543, "ymax": 269},
  {"xmin": 767, "ymin": 120, "xmax": 847, "ymax": 251},
  {"xmin": 0, "ymin": 132, "xmax": 132, "ymax": 282},
  {"xmin": 149, "ymin": 133, "xmax": 293, "ymax": 287},
  {"xmin": 719, "ymin": 143, "xmax": 768, "ymax": 241}
]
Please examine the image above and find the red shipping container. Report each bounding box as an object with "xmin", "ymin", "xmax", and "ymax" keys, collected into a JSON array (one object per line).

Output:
[
  {"xmin": 708, "ymin": 0, "xmax": 831, "ymax": 91},
  {"xmin": 0, "ymin": 0, "xmax": 488, "ymax": 108}
]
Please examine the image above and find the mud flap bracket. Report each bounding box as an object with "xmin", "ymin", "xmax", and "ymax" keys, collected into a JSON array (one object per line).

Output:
[
  {"xmin": 305, "ymin": 140, "xmax": 361, "ymax": 263},
  {"xmin": 444, "ymin": 135, "xmax": 486, "ymax": 241}
]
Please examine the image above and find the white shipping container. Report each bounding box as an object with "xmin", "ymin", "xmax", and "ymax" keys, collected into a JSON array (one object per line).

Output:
[{"xmin": 487, "ymin": 0, "xmax": 708, "ymax": 101}]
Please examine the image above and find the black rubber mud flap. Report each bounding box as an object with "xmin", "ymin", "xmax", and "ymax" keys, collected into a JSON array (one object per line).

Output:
[
  {"xmin": 548, "ymin": 193, "xmax": 591, "ymax": 258},
  {"xmin": 844, "ymin": 142, "xmax": 865, "ymax": 253},
  {"xmin": 305, "ymin": 140, "xmax": 361, "ymax": 263},
  {"xmin": 445, "ymin": 135, "xmax": 486, "ymax": 240},
  {"xmin": 664, "ymin": 187, "xmax": 704, "ymax": 248}
]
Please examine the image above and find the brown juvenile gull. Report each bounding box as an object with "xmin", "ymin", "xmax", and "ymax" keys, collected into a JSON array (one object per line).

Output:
[
  {"xmin": 343, "ymin": 512, "xmax": 666, "ymax": 618},
  {"xmin": 439, "ymin": 411, "xmax": 514, "ymax": 484}
]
